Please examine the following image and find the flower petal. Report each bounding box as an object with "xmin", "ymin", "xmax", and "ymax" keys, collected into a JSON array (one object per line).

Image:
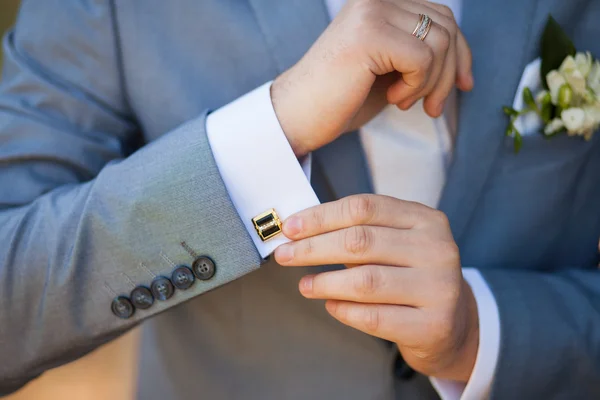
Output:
[
  {"xmin": 561, "ymin": 107, "xmax": 586, "ymax": 134},
  {"xmin": 560, "ymin": 55, "xmax": 577, "ymax": 74},
  {"xmin": 564, "ymin": 69, "xmax": 588, "ymax": 97},
  {"xmin": 544, "ymin": 118, "xmax": 565, "ymax": 135},
  {"xmin": 588, "ymin": 61, "xmax": 600, "ymax": 97},
  {"xmin": 547, "ymin": 70, "xmax": 567, "ymax": 104},
  {"xmin": 575, "ymin": 52, "xmax": 593, "ymax": 77}
]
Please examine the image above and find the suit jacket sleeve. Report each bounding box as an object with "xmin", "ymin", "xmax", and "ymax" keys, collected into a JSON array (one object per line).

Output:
[
  {"xmin": 479, "ymin": 267, "xmax": 600, "ymax": 398},
  {"xmin": 0, "ymin": 0, "xmax": 261, "ymax": 393}
]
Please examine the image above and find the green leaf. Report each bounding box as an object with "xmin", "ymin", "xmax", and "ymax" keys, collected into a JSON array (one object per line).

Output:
[
  {"xmin": 513, "ymin": 130, "xmax": 523, "ymax": 153},
  {"xmin": 503, "ymin": 106, "xmax": 519, "ymax": 117},
  {"xmin": 505, "ymin": 124, "xmax": 514, "ymax": 137},
  {"xmin": 523, "ymin": 87, "xmax": 537, "ymax": 111},
  {"xmin": 540, "ymin": 15, "xmax": 576, "ymax": 89},
  {"xmin": 540, "ymin": 101, "xmax": 554, "ymax": 123}
]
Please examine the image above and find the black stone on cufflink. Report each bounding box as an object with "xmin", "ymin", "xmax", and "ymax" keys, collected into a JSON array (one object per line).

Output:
[{"xmin": 252, "ymin": 208, "xmax": 282, "ymax": 242}]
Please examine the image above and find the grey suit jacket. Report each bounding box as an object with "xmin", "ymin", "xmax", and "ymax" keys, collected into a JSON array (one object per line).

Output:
[{"xmin": 1, "ymin": 0, "xmax": 600, "ymax": 398}]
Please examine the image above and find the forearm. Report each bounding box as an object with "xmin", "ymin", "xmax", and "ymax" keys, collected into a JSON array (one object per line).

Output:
[{"xmin": 0, "ymin": 113, "xmax": 261, "ymax": 393}]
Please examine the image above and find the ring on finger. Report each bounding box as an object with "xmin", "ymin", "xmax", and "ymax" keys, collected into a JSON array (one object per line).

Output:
[{"xmin": 412, "ymin": 14, "xmax": 433, "ymax": 41}]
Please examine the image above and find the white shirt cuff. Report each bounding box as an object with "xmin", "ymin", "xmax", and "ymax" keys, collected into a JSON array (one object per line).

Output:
[
  {"xmin": 430, "ymin": 268, "xmax": 500, "ymax": 400},
  {"xmin": 206, "ymin": 82, "xmax": 320, "ymax": 258}
]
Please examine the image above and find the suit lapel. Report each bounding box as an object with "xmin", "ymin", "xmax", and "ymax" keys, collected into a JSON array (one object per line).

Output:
[
  {"xmin": 246, "ymin": 0, "xmax": 330, "ymax": 73},
  {"xmin": 438, "ymin": 0, "xmax": 541, "ymax": 242}
]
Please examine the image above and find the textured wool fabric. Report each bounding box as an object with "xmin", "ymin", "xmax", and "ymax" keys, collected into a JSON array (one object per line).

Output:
[{"xmin": 1, "ymin": 0, "xmax": 600, "ymax": 399}]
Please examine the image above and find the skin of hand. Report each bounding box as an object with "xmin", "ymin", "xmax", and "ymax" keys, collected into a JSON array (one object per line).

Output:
[
  {"xmin": 271, "ymin": 0, "xmax": 474, "ymax": 157},
  {"xmin": 274, "ymin": 195, "xmax": 479, "ymax": 383}
]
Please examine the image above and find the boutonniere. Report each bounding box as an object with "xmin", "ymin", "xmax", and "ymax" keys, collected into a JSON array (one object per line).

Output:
[{"xmin": 503, "ymin": 16, "xmax": 600, "ymax": 153}]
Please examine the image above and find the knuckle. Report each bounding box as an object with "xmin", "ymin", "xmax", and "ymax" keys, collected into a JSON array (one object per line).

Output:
[
  {"xmin": 439, "ymin": 5, "xmax": 455, "ymax": 19},
  {"xmin": 411, "ymin": 47, "xmax": 434, "ymax": 86},
  {"xmin": 363, "ymin": 306, "xmax": 381, "ymax": 332},
  {"xmin": 352, "ymin": 0, "xmax": 385, "ymax": 30},
  {"xmin": 310, "ymin": 208, "xmax": 325, "ymax": 232},
  {"xmin": 355, "ymin": 265, "xmax": 381, "ymax": 296},
  {"xmin": 447, "ymin": 22, "xmax": 458, "ymax": 37},
  {"xmin": 434, "ymin": 272, "xmax": 462, "ymax": 304},
  {"xmin": 344, "ymin": 225, "xmax": 372, "ymax": 256},
  {"xmin": 440, "ymin": 240, "xmax": 461, "ymax": 265},
  {"xmin": 430, "ymin": 209, "xmax": 450, "ymax": 227},
  {"xmin": 302, "ymin": 237, "xmax": 315, "ymax": 257},
  {"xmin": 427, "ymin": 312, "xmax": 453, "ymax": 343},
  {"xmin": 418, "ymin": 47, "xmax": 435, "ymax": 72},
  {"xmin": 346, "ymin": 195, "xmax": 376, "ymax": 224},
  {"xmin": 436, "ymin": 26, "xmax": 451, "ymax": 50},
  {"xmin": 429, "ymin": 239, "xmax": 460, "ymax": 268}
]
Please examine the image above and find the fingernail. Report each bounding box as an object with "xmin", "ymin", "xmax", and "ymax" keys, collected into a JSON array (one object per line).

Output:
[
  {"xmin": 284, "ymin": 216, "xmax": 302, "ymax": 237},
  {"xmin": 275, "ymin": 245, "xmax": 294, "ymax": 264},
  {"xmin": 299, "ymin": 276, "xmax": 313, "ymax": 295}
]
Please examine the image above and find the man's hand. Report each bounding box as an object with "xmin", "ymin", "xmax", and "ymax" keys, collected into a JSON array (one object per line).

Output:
[
  {"xmin": 274, "ymin": 195, "xmax": 479, "ymax": 382},
  {"xmin": 272, "ymin": 0, "xmax": 474, "ymax": 157}
]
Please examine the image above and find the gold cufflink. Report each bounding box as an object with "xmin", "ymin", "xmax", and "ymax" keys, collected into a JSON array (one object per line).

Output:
[{"xmin": 252, "ymin": 208, "xmax": 282, "ymax": 242}]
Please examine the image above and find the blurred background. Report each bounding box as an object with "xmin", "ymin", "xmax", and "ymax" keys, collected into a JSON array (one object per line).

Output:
[{"xmin": 1, "ymin": 1, "xmax": 139, "ymax": 399}]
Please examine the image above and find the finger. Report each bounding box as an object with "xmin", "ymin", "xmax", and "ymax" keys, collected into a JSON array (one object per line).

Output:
[
  {"xmin": 373, "ymin": 16, "xmax": 435, "ymax": 92},
  {"xmin": 422, "ymin": 28, "xmax": 456, "ymax": 116},
  {"xmin": 299, "ymin": 265, "xmax": 426, "ymax": 306},
  {"xmin": 282, "ymin": 194, "xmax": 435, "ymax": 240},
  {"xmin": 386, "ymin": 23, "xmax": 450, "ymax": 105},
  {"xmin": 407, "ymin": 1, "xmax": 473, "ymax": 91},
  {"xmin": 392, "ymin": 1, "xmax": 456, "ymax": 115},
  {"xmin": 375, "ymin": 2, "xmax": 446, "ymax": 104},
  {"xmin": 276, "ymin": 225, "xmax": 423, "ymax": 267},
  {"xmin": 325, "ymin": 300, "xmax": 423, "ymax": 344},
  {"xmin": 455, "ymin": 30, "xmax": 473, "ymax": 91}
]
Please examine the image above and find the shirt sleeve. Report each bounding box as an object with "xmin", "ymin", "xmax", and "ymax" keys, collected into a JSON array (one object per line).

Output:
[
  {"xmin": 429, "ymin": 268, "xmax": 501, "ymax": 400},
  {"xmin": 206, "ymin": 82, "xmax": 319, "ymax": 258}
]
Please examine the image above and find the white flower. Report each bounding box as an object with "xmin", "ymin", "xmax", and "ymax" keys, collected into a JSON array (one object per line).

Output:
[
  {"xmin": 588, "ymin": 60, "xmax": 600, "ymax": 97},
  {"xmin": 546, "ymin": 70, "xmax": 567, "ymax": 105},
  {"xmin": 574, "ymin": 52, "xmax": 594, "ymax": 77},
  {"xmin": 544, "ymin": 118, "xmax": 565, "ymax": 136},
  {"xmin": 561, "ymin": 107, "xmax": 586, "ymax": 135},
  {"xmin": 563, "ymin": 68, "xmax": 588, "ymax": 97},
  {"xmin": 558, "ymin": 53, "xmax": 593, "ymax": 97},
  {"xmin": 581, "ymin": 105, "xmax": 600, "ymax": 140},
  {"xmin": 560, "ymin": 55, "xmax": 578, "ymax": 74}
]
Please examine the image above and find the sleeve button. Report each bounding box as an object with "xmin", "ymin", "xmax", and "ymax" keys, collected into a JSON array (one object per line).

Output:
[
  {"xmin": 111, "ymin": 296, "xmax": 135, "ymax": 319},
  {"xmin": 172, "ymin": 265, "xmax": 195, "ymax": 290},
  {"xmin": 130, "ymin": 286, "xmax": 154, "ymax": 309},
  {"xmin": 150, "ymin": 276, "xmax": 175, "ymax": 301},
  {"xmin": 192, "ymin": 256, "xmax": 216, "ymax": 281}
]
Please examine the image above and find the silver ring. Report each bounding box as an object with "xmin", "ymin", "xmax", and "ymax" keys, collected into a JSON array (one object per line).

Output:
[{"xmin": 412, "ymin": 14, "xmax": 433, "ymax": 41}]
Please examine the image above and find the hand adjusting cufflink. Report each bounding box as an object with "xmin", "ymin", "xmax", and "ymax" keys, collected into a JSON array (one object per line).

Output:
[{"xmin": 252, "ymin": 208, "xmax": 282, "ymax": 241}]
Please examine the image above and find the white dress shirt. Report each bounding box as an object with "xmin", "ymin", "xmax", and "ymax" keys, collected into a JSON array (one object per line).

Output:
[{"xmin": 206, "ymin": 1, "xmax": 500, "ymax": 399}]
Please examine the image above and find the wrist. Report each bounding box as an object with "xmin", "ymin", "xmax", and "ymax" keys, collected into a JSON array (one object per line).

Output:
[
  {"xmin": 442, "ymin": 279, "xmax": 480, "ymax": 383},
  {"xmin": 271, "ymin": 73, "xmax": 310, "ymax": 158}
]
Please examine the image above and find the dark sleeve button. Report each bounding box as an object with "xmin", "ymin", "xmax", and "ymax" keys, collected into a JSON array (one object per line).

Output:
[
  {"xmin": 130, "ymin": 286, "xmax": 154, "ymax": 309},
  {"xmin": 150, "ymin": 276, "xmax": 175, "ymax": 301},
  {"xmin": 172, "ymin": 265, "xmax": 195, "ymax": 290},
  {"xmin": 192, "ymin": 256, "xmax": 216, "ymax": 280},
  {"xmin": 111, "ymin": 296, "xmax": 135, "ymax": 319}
]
